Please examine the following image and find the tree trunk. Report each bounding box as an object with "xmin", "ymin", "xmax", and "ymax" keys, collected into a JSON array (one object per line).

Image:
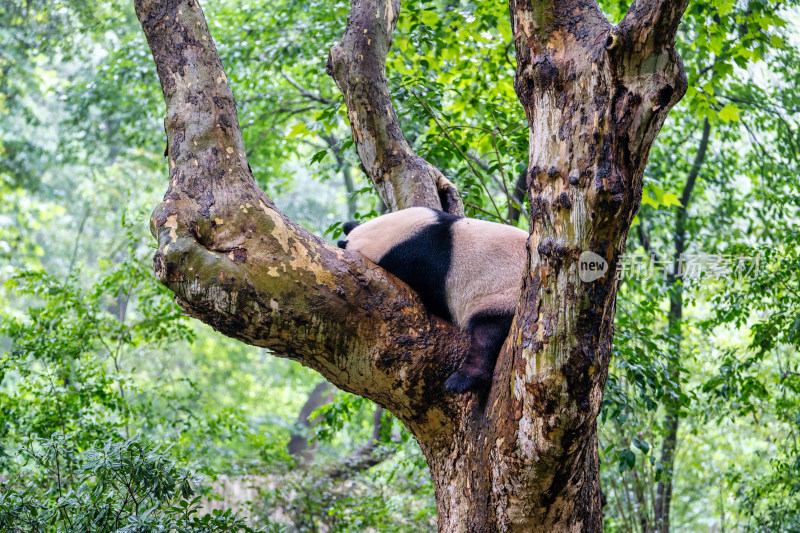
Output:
[
  {"xmin": 135, "ymin": 0, "xmax": 689, "ymax": 530},
  {"xmin": 287, "ymin": 380, "xmax": 333, "ymax": 464},
  {"xmin": 654, "ymin": 118, "xmax": 711, "ymax": 533}
]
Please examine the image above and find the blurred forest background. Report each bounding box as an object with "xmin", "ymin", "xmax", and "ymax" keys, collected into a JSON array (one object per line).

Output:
[{"xmin": 1, "ymin": 0, "xmax": 799, "ymax": 531}]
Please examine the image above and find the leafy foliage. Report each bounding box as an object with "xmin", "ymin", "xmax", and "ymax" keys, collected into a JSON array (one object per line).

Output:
[{"xmin": 0, "ymin": 434, "xmax": 274, "ymax": 532}]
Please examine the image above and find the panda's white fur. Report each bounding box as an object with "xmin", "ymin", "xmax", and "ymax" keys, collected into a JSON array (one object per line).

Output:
[
  {"xmin": 342, "ymin": 208, "xmax": 439, "ymax": 269},
  {"xmin": 446, "ymin": 216, "xmax": 528, "ymax": 326},
  {"xmin": 339, "ymin": 207, "xmax": 528, "ymax": 393}
]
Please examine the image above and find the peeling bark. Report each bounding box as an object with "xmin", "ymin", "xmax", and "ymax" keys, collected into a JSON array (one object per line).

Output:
[
  {"xmin": 135, "ymin": 0, "xmax": 690, "ymax": 530},
  {"xmin": 439, "ymin": 0, "xmax": 689, "ymax": 529}
]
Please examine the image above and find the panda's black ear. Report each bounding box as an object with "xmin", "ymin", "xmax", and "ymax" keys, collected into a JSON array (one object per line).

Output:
[
  {"xmin": 337, "ymin": 240, "xmax": 348, "ymax": 249},
  {"xmin": 343, "ymin": 221, "xmax": 360, "ymax": 235}
]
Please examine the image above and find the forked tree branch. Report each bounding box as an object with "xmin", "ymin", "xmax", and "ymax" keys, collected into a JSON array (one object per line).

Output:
[
  {"xmin": 135, "ymin": 0, "xmax": 468, "ymax": 443},
  {"xmin": 137, "ymin": 0, "xmax": 691, "ymax": 527},
  {"xmin": 287, "ymin": 380, "xmax": 334, "ymax": 464},
  {"xmin": 327, "ymin": 0, "xmax": 463, "ymax": 215},
  {"xmin": 619, "ymin": 0, "xmax": 691, "ymax": 52},
  {"xmin": 509, "ymin": 0, "xmax": 607, "ymax": 50}
]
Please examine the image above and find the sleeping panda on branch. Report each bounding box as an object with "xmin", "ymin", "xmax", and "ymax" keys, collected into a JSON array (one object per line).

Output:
[{"xmin": 337, "ymin": 206, "xmax": 528, "ymax": 394}]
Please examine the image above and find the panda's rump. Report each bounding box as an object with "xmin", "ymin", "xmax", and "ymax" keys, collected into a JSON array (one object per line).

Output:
[
  {"xmin": 344, "ymin": 207, "xmax": 527, "ymax": 327},
  {"xmin": 445, "ymin": 218, "xmax": 527, "ymax": 326}
]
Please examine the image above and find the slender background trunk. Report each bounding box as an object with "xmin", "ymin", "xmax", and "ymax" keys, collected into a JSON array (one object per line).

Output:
[{"xmin": 654, "ymin": 118, "xmax": 711, "ymax": 533}]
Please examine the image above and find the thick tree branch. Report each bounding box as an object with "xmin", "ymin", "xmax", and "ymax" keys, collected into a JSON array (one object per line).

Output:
[
  {"xmin": 490, "ymin": 0, "xmax": 690, "ymax": 527},
  {"xmin": 636, "ymin": 221, "xmax": 660, "ymax": 263},
  {"xmin": 675, "ymin": 118, "xmax": 711, "ymax": 256},
  {"xmin": 136, "ymin": 0, "xmax": 468, "ymax": 443},
  {"xmin": 509, "ymin": 0, "xmax": 607, "ymax": 51},
  {"xmin": 324, "ymin": 407, "xmax": 397, "ymax": 480},
  {"xmin": 679, "ymin": 119, "xmax": 711, "ymax": 212},
  {"xmin": 508, "ymin": 168, "xmax": 527, "ymax": 224},
  {"xmin": 619, "ymin": 0, "xmax": 690, "ymax": 53},
  {"xmin": 321, "ymin": 134, "xmax": 358, "ymax": 218},
  {"xmin": 652, "ymin": 119, "xmax": 710, "ymax": 533},
  {"xmin": 327, "ymin": 0, "xmax": 463, "ymax": 215}
]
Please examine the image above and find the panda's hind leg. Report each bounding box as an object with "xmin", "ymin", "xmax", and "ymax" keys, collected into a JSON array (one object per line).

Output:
[{"xmin": 445, "ymin": 312, "xmax": 513, "ymax": 394}]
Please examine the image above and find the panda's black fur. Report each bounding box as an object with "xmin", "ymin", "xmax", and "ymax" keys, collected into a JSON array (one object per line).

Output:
[{"xmin": 337, "ymin": 207, "xmax": 527, "ymax": 393}]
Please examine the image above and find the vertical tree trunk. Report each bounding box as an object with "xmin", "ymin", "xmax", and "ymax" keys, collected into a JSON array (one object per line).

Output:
[
  {"xmin": 415, "ymin": 1, "xmax": 689, "ymax": 529},
  {"xmin": 654, "ymin": 118, "xmax": 711, "ymax": 533},
  {"xmin": 321, "ymin": 135, "xmax": 358, "ymax": 219},
  {"xmin": 287, "ymin": 380, "xmax": 334, "ymax": 464}
]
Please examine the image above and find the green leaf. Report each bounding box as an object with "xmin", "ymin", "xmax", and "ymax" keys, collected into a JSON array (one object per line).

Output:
[
  {"xmin": 310, "ymin": 149, "xmax": 328, "ymax": 164},
  {"xmin": 633, "ymin": 437, "xmax": 650, "ymax": 454},
  {"xmin": 287, "ymin": 122, "xmax": 310, "ymax": 138},
  {"xmin": 662, "ymin": 193, "xmax": 682, "ymax": 207},
  {"xmin": 641, "ymin": 191, "xmax": 659, "ymax": 208},
  {"xmin": 718, "ymin": 104, "xmax": 740, "ymax": 123}
]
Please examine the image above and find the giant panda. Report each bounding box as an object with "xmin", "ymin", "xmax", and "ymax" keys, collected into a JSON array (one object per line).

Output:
[{"xmin": 337, "ymin": 206, "xmax": 528, "ymax": 393}]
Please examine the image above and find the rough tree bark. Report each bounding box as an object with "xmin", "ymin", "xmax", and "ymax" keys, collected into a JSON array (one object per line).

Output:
[{"xmin": 136, "ymin": 0, "xmax": 689, "ymax": 530}]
